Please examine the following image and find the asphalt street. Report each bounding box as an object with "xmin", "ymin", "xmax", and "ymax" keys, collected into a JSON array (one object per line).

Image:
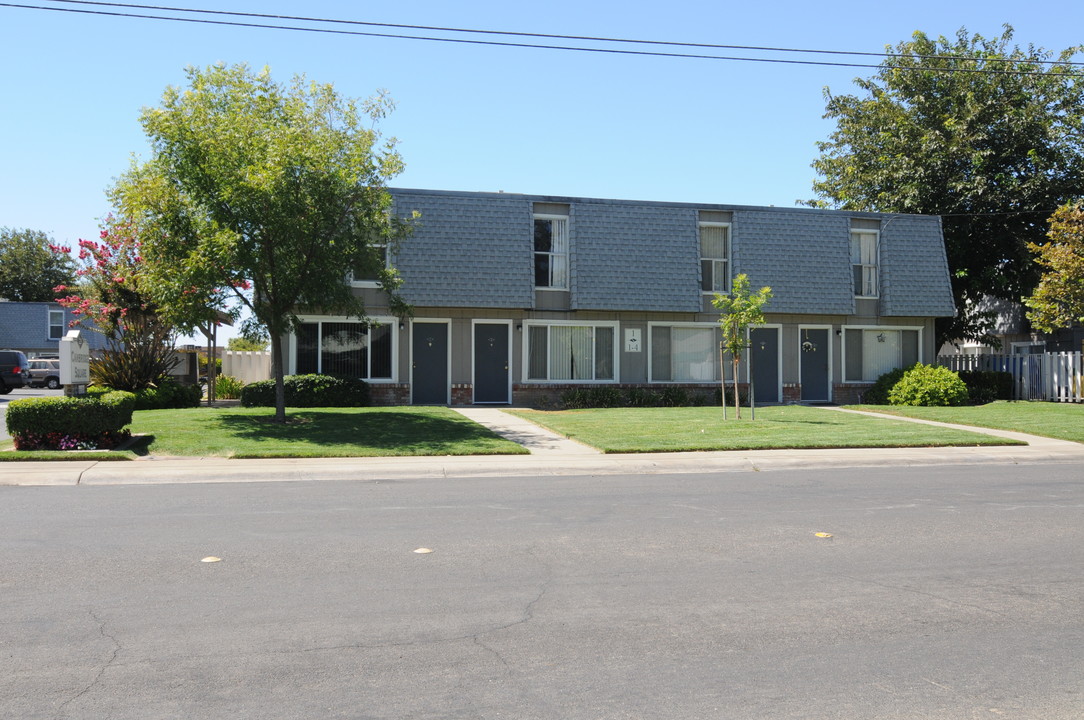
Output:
[{"xmin": 3, "ymin": 462, "xmax": 1083, "ymax": 719}]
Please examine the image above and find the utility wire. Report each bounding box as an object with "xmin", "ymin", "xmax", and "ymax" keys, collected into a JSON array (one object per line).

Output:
[
  {"xmin": 41, "ymin": 0, "xmax": 1084, "ymax": 69},
  {"xmin": 2, "ymin": 0, "xmax": 1082, "ymax": 76}
]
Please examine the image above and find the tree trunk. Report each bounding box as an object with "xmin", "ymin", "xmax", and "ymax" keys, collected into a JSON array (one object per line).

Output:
[
  {"xmin": 732, "ymin": 355, "xmax": 741, "ymax": 419},
  {"xmin": 719, "ymin": 340, "xmax": 727, "ymax": 420},
  {"xmin": 269, "ymin": 330, "xmax": 286, "ymax": 423}
]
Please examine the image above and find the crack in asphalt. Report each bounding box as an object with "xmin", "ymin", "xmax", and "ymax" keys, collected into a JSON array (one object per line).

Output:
[
  {"xmin": 841, "ymin": 574, "xmax": 1010, "ymax": 618},
  {"xmin": 55, "ymin": 609, "xmax": 120, "ymax": 719}
]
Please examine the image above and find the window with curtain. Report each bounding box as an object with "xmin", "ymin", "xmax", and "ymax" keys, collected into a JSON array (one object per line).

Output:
[
  {"xmin": 534, "ymin": 215, "xmax": 569, "ymax": 289},
  {"xmin": 862, "ymin": 329, "xmax": 900, "ymax": 380},
  {"xmin": 48, "ymin": 310, "xmax": 65, "ymax": 340},
  {"xmin": 526, "ymin": 324, "xmax": 615, "ymax": 381},
  {"xmin": 700, "ymin": 223, "xmax": 730, "ymax": 293},
  {"xmin": 651, "ymin": 326, "xmax": 721, "ymax": 382},
  {"xmin": 294, "ymin": 321, "xmax": 394, "ymax": 379},
  {"xmin": 851, "ymin": 231, "xmax": 879, "ymax": 297},
  {"xmin": 672, "ymin": 327, "xmax": 718, "ymax": 381},
  {"xmin": 844, "ymin": 328, "xmax": 920, "ymax": 382}
]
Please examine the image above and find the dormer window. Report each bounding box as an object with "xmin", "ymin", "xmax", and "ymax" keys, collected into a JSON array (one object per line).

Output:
[
  {"xmin": 533, "ymin": 214, "xmax": 569, "ymax": 289},
  {"xmin": 349, "ymin": 242, "xmax": 389, "ymax": 286},
  {"xmin": 851, "ymin": 229, "xmax": 879, "ymax": 298},
  {"xmin": 699, "ymin": 222, "xmax": 730, "ymax": 293}
]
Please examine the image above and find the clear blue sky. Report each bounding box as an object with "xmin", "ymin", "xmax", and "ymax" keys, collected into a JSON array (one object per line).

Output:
[{"xmin": 2, "ymin": 1, "xmax": 1081, "ymax": 339}]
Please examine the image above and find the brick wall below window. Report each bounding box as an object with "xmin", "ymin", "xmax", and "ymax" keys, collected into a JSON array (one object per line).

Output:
[{"xmin": 369, "ymin": 383, "xmax": 410, "ymax": 406}]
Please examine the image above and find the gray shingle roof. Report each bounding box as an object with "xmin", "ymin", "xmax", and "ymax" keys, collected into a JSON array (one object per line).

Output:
[
  {"xmin": 570, "ymin": 202, "xmax": 701, "ymax": 312},
  {"xmin": 388, "ymin": 188, "xmax": 954, "ymax": 318},
  {"xmin": 391, "ymin": 190, "xmax": 533, "ymax": 308},
  {"xmin": 880, "ymin": 215, "xmax": 956, "ymax": 317},
  {"xmin": 732, "ymin": 210, "xmax": 855, "ymax": 315}
]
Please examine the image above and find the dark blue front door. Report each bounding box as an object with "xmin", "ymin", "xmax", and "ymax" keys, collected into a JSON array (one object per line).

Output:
[
  {"xmin": 750, "ymin": 327, "xmax": 779, "ymax": 404},
  {"xmin": 799, "ymin": 328, "xmax": 830, "ymax": 402},
  {"xmin": 412, "ymin": 322, "xmax": 448, "ymax": 405},
  {"xmin": 474, "ymin": 323, "xmax": 510, "ymax": 404}
]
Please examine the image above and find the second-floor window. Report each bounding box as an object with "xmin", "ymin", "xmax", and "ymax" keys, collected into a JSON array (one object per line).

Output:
[
  {"xmin": 700, "ymin": 222, "xmax": 730, "ymax": 293},
  {"xmin": 48, "ymin": 310, "xmax": 64, "ymax": 339},
  {"xmin": 534, "ymin": 214, "xmax": 569, "ymax": 289},
  {"xmin": 851, "ymin": 230, "xmax": 879, "ymax": 297},
  {"xmin": 349, "ymin": 242, "xmax": 389, "ymax": 285}
]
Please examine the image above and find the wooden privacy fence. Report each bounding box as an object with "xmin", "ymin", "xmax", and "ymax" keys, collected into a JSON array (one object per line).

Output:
[{"xmin": 938, "ymin": 352, "xmax": 1084, "ymax": 403}]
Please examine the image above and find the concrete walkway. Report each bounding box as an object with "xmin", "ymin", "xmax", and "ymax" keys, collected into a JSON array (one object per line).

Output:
[
  {"xmin": 2, "ymin": 406, "xmax": 1083, "ymax": 487},
  {"xmin": 451, "ymin": 407, "xmax": 599, "ymax": 455}
]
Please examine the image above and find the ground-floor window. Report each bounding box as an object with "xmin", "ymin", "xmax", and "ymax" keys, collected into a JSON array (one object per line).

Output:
[
  {"xmin": 650, "ymin": 325, "xmax": 723, "ymax": 382},
  {"xmin": 295, "ymin": 321, "xmax": 394, "ymax": 380},
  {"xmin": 844, "ymin": 327, "xmax": 920, "ymax": 382},
  {"xmin": 526, "ymin": 323, "xmax": 615, "ymax": 381}
]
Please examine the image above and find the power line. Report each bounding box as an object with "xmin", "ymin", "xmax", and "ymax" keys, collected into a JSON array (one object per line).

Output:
[
  {"xmin": 42, "ymin": 0, "xmax": 1084, "ymax": 69},
  {"xmin": 3, "ymin": 0, "xmax": 1082, "ymax": 77}
]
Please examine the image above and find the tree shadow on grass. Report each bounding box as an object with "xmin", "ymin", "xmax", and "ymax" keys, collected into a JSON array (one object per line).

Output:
[
  {"xmin": 212, "ymin": 410, "xmax": 525, "ymax": 455},
  {"xmin": 125, "ymin": 435, "xmax": 155, "ymax": 457}
]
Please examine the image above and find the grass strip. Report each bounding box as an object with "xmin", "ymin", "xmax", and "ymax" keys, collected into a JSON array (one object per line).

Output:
[
  {"xmin": 2, "ymin": 406, "xmax": 528, "ymax": 460},
  {"xmin": 845, "ymin": 401, "xmax": 1084, "ymax": 443},
  {"xmin": 507, "ymin": 405, "xmax": 1022, "ymax": 453}
]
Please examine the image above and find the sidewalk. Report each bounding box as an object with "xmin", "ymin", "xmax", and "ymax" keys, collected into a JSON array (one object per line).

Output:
[{"xmin": 2, "ymin": 407, "xmax": 1082, "ymax": 487}]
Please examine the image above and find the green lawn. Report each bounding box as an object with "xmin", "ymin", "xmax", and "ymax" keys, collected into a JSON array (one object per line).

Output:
[
  {"xmin": 846, "ymin": 401, "xmax": 1084, "ymax": 443},
  {"xmin": 506, "ymin": 405, "xmax": 1022, "ymax": 453},
  {"xmin": 2, "ymin": 406, "xmax": 528, "ymax": 460}
]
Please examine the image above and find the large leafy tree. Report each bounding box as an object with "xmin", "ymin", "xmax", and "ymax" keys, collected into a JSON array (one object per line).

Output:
[
  {"xmin": 114, "ymin": 63, "xmax": 410, "ymax": 422},
  {"xmin": 1024, "ymin": 201, "xmax": 1084, "ymax": 333},
  {"xmin": 809, "ymin": 26, "xmax": 1084, "ymax": 347},
  {"xmin": 0, "ymin": 227, "xmax": 75, "ymax": 302}
]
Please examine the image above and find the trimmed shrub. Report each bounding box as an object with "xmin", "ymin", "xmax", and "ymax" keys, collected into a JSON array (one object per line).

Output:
[
  {"xmin": 84, "ymin": 385, "xmax": 113, "ymax": 400},
  {"xmin": 214, "ymin": 374, "xmax": 245, "ymax": 399},
  {"xmin": 131, "ymin": 377, "xmax": 202, "ymax": 410},
  {"xmin": 624, "ymin": 387, "xmax": 659, "ymax": 407},
  {"xmin": 862, "ymin": 364, "xmax": 917, "ymax": 405},
  {"xmin": 559, "ymin": 388, "xmax": 592, "ymax": 410},
  {"xmin": 86, "ymin": 377, "xmax": 201, "ymax": 410},
  {"xmin": 240, "ymin": 374, "xmax": 370, "ymax": 408},
  {"xmin": 657, "ymin": 386, "xmax": 690, "ymax": 407},
  {"xmin": 711, "ymin": 386, "xmax": 749, "ymax": 407},
  {"xmin": 956, "ymin": 370, "xmax": 1013, "ymax": 404},
  {"xmin": 7, "ymin": 391, "xmax": 136, "ymax": 450},
  {"xmin": 888, "ymin": 364, "xmax": 970, "ymax": 406}
]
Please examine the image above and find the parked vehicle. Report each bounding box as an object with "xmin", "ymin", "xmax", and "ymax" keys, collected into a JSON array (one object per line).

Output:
[
  {"xmin": 0, "ymin": 349, "xmax": 30, "ymax": 394},
  {"xmin": 27, "ymin": 358, "xmax": 62, "ymax": 389}
]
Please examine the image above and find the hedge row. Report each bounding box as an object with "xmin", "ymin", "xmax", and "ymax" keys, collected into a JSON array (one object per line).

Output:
[
  {"xmin": 555, "ymin": 385, "xmax": 748, "ymax": 410},
  {"xmin": 86, "ymin": 377, "xmax": 201, "ymax": 410},
  {"xmin": 956, "ymin": 370, "xmax": 1014, "ymax": 404},
  {"xmin": 6, "ymin": 391, "xmax": 136, "ymax": 450},
  {"xmin": 240, "ymin": 374, "xmax": 370, "ymax": 407}
]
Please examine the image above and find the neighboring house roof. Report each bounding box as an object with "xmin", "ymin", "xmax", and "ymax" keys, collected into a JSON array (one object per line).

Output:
[
  {"xmin": 0, "ymin": 301, "xmax": 110, "ymax": 353},
  {"xmin": 388, "ymin": 188, "xmax": 956, "ymax": 317}
]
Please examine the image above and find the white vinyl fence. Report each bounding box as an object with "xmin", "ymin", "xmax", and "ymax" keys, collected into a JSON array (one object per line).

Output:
[
  {"xmin": 939, "ymin": 352, "xmax": 1084, "ymax": 402},
  {"xmin": 222, "ymin": 350, "xmax": 272, "ymax": 385}
]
